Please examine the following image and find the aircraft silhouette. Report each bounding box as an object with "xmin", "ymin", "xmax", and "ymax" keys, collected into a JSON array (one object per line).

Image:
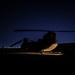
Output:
[{"xmin": 8, "ymin": 29, "xmax": 75, "ymax": 55}]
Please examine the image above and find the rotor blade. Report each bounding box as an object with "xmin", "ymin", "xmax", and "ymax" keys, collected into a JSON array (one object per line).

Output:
[
  {"xmin": 10, "ymin": 40, "xmax": 23, "ymax": 47},
  {"xmin": 14, "ymin": 29, "xmax": 49, "ymax": 32},
  {"xmin": 14, "ymin": 29, "xmax": 75, "ymax": 32},
  {"xmin": 10, "ymin": 38, "xmax": 35, "ymax": 47},
  {"xmin": 55, "ymin": 31, "xmax": 75, "ymax": 32}
]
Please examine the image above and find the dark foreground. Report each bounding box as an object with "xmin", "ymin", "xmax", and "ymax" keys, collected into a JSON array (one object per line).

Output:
[
  {"xmin": 1, "ymin": 52, "xmax": 75, "ymax": 67},
  {"xmin": 0, "ymin": 46, "xmax": 75, "ymax": 67}
]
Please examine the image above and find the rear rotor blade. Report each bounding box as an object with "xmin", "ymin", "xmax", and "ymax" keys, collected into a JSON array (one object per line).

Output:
[
  {"xmin": 10, "ymin": 38, "xmax": 35, "ymax": 47},
  {"xmin": 10, "ymin": 40, "xmax": 23, "ymax": 47}
]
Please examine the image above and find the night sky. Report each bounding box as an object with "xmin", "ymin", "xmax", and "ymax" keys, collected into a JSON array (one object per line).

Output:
[{"xmin": 0, "ymin": 0, "xmax": 75, "ymax": 47}]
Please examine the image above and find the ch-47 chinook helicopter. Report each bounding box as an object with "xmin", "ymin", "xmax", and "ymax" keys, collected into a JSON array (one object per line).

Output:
[{"xmin": 9, "ymin": 29, "xmax": 75, "ymax": 55}]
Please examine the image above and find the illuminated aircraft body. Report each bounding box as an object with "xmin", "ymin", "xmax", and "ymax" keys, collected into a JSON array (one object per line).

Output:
[
  {"xmin": 7, "ymin": 29, "xmax": 63, "ymax": 55},
  {"xmin": 2, "ymin": 29, "xmax": 75, "ymax": 55}
]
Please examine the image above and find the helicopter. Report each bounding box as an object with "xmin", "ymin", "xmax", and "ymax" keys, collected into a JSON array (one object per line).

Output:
[
  {"xmin": 8, "ymin": 29, "xmax": 75, "ymax": 55},
  {"xmin": 10, "ymin": 30, "xmax": 58, "ymax": 52}
]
